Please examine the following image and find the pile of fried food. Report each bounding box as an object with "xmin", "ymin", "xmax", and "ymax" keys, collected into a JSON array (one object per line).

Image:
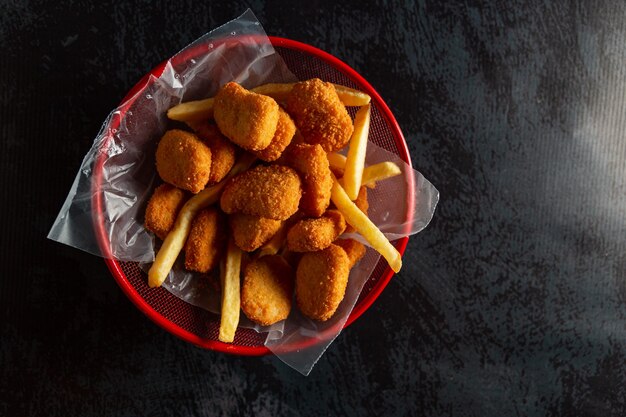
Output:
[{"xmin": 144, "ymin": 78, "xmax": 403, "ymax": 343}]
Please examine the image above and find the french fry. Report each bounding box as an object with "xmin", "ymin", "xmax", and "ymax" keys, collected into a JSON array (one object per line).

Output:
[
  {"xmin": 219, "ymin": 237, "xmax": 242, "ymax": 343},
  {"xmin": 362, "ymin": 161, "xmax": 401, "ymax": 187},
  {"xmin": 166, "ymin": 82, "xmax": 372, "ymax": 122},
  {"xmin": 329, "ymin": 154, "xmax": 401, "ymax": 188},
  {"xmin": 327, "ymin": 152, "xmax": 347, "ymax": 171},
  {"xmin": 252, "ymin": 82, "xmax": 371, "ymax": 106},
  {"xmin": 147, "ymin": 153, "xmax": 256, "ymax": 287},
  {"xmin": 250, "ymin": 83, "xmax": 294, "ymax": 102},
  {"xmin": 343, "ymin": 104, "xmax": 371, "ymax": 200},
  {"xmin": 333, "ymin": 84, "xmax": 371, "ymax": 106},
  {"xmin": 257, "ymin": 223, "xmax": 287, "ymax": 258},
  {"xmin": 167, "ymin": 98, "xmax": 214, "ymax": 122},
  {"xmin": 330, "ymin": 175, "xmax": 402, "ymax": 273}
]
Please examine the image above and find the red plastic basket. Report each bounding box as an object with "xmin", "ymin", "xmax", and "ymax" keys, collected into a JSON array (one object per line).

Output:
[{"xmin": 92, "ymin": 36, "xmax": 413, "ymax": 355}]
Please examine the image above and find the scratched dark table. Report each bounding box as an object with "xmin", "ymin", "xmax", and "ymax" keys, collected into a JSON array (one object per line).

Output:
[{"xmin": 2, "ymin": 1, "xmax": 626, "ymax": 416}]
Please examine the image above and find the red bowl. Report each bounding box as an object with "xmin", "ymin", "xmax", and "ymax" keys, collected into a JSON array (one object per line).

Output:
[{"xmin": 92, "ymin": 36, "xmax": 413, "ymax": 355}]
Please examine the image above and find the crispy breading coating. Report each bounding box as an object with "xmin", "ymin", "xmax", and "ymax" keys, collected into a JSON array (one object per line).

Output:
[
  {"xmin": 295, "ymin": 244, "xmax": 350, "ymax": 321},
  {"xmin": 253, "ymin": 107, "xmax": 296, "ymax": 162},
  {"xmin": 333, "ymin": 238, "xmax": 366, "ymax": 269},
  {"xmin": 220, "ymin": 164, "xmax": 302, "ymax": 220},
  {"xmin": 286, "ymin": 210, "xmax": 346, "ymax": 252},
  {"xmin": 241, "ymin": 255, "xmax": 294, "ymax": 326},
  {"xmin": 214, "ymin": 82, "xmax": 279, "ymax": 151},
  {"xmin": 282, "ymin": 143, "xmax": 332, "ymax": 217},
  {"xmin": 229, "ymin": 213, "xmax": 283, "ymax": 252},
  {"xmin": 144, "ymin": 184, "xmax": 187, "ymax": 240},
  {"xmin": 184, "ymin": 207, "xmax": 227, "ymax": 273},
  {"xmin": 155, "ymin": 129, "xmax": 212, "ymax": 193},
  {"xmin": 192, "ymin": 122, "xmax": 236, "ymax": 184},
  {"xmin": 285, "ymin": 78, "xmax": 354, "ymax": 152}
]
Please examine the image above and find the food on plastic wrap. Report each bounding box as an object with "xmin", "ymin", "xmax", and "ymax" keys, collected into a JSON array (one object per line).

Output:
[
  {"xmin": 219, "ymin": 238, "xmax": 242, "ymax": 343},
  {"xmin": 214, "ymin": 82, "xmax": 280, "ymax": 151},
  {"xmin": 184, "ymin": 207, "xmax": 227, "ymax": 273},
  {"xmin": 241, "ymin": 255, "xmax": 294, "ymax": 326},
  {"xmin": 252, "ymin": 107, "xmax": 296, "ymax": 162},
  {"xmin": 295, "ymin": 244, "xmax": 350, "ymax": 321},
  {"xmin": 285, "ymin": 78, "xmax": 354, "ymax": 152},
  {"xmin": 344, "ymin": 186, "xmax": 368, "ymax": 234},
  {"xmin": 144, "ymin": 184, "xmax": 188, "ymax": 240},
  {"xmin": 155, "ymin": 129, "xmax": 212, "ymax": 193},
  {"xmin": 281, "ymin": 143, "xmax": 332, "ymax": 217},
  {"xmin": 286, "ymin": 209, "xmax": 346, "ymax": 252},
  {"xmin": 342, "ymin": 104, "xmax": 371, "ymax": 199},
  {"xmin": 229, "ymin": 213, "xmax": 283, "ymax": 252},
  {"xmin": 145, "ymin": 77, "xmax": 410, "ymax": 337},
  {"xmin": 48, "ymin": 11, "xmax": 439, "ymax": 377},
  {"xmin": 188, "ymin": 122, "xmax": 236, "ymax": 184},
  {"xmin": 220, "ymin": 164, "xmax": 302, "ymax": 220},
  {"xmin": 333, "ymin": 238, "xmax": 366, "ymax": 269}
]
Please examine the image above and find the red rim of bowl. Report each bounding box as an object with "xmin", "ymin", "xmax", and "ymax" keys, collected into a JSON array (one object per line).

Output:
[{"xmin": 92, "ymin": 36, "xmax": 414, "ymax": 356}]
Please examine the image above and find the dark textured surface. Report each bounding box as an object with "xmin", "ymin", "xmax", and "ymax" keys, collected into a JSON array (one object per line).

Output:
[{"xmin": 2, "ymin": 1, "xmax": 626, "ymax": 416}]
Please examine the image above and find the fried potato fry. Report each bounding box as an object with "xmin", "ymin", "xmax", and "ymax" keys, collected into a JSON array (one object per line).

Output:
[
  {"xmin": 219, "ymin": 237, "xmax": 242, "ymax": 343},
  {"xmin": 361, "ymin": 161, "xmax": 401, "ymax": 187},
  {"xmin": 330, "ymin": 175, "xmax": 402, "ymax": 273},
  {"xmin": 250, "ymin": 83, "xmax": 294, "ymax": 103},
  {"xmin": 333, "ymin": 84, "xmax": 371, "ymax": 106},
  {"xmin": 166, "ymin": 82, "xmax": 372, "ymax": 123},
  {"xmin": 257, "ymin": 223, "xmax": 287, "ymax": 257},
  {"xmin": 147, "ymin": 153, "xmax": 256, "ymax": 288},
  {"xmin": 167, "ymin": 98, "xmax": 214, "ymax": 122},
  {"xmin": 329, "ymin": 154, "xmax": 401, "ymax": 189},
  {"xmin": 252, "ymin": 83, "xmax": 371, "ymax": 106},
  {"xmin": 343, "ymin": 104, "xmax": 371, "ymax": 200},
  {"xmin": 327, "ymin": 153, "xmax": 347, "ymax": 171}
]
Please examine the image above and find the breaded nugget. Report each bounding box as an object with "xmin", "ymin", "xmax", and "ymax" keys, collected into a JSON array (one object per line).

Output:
[
  {"xmin": 192, "ymin": 122, "xmax": 236, "ymax": 184},
  {"xmin": 333, "ymin": 238, "xmax": 366, "ymax": 269},
  {"xmin": 214, "ymin": 82, "xmax": 279, "ymax": 151},
  {"xmin": 241, "ymin": 255, "xmax": 294, "ymax": 326},
  {"xmin": 286, "ymin": 210, "xmax": 346, "ymax": 252},
  {"xmin": 345, "ymin": 186, "xmax": 369, "ymax": 233},
  {"xmin": 184, "ymin": 207, "xmax": 226, "ymax": 273},
  {"xmin": 220, "ymin": 164, "xmax": 302, "ymax": 220},
  {"xmin": 229, "ymin": 213, "xmax": 283, "ymax": 252},
  {"xmin": 285, "ymin": 78, "xmax": 354, "ymax": 152},
  {"xmin": 253, "ymin": 107, "xmax": 296, "ymax": 162},
  {"xmin": 282, "ymin": 143, "xmax": 332, "ymax": 217},
  {"xmin": 144, "ymin": 184, "xmax": 187, "ymax": 240},
  {"xmin": 295, "ymin": 244, "xmax": 350, "ymax": 321},
  {"xmin": 155, "ymin": 129, "xmax": 212, "ymax": 193}
]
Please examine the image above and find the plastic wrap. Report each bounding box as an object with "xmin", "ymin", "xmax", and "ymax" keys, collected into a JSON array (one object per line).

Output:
[{"xmin": 48, "ymin": 9, "xmax": 439, "ymax": 375}]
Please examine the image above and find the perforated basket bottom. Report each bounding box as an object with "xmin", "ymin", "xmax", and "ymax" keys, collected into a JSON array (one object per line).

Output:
[{"xmin": 114, "ymin": 44, "xmax": 408, "ymax": 349}]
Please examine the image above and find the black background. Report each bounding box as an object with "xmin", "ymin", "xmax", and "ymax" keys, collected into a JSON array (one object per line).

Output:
[{"xmin": 3, "ymin": 1, "xmax": 626, "ymax": 416}]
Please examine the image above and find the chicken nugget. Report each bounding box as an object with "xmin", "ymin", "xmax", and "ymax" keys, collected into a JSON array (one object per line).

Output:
[
  {"xmin": 220, "ymin": 164, "xmax": 302, "ymax": 220},
  {"xmin": 286, "ymin": 209, "xmax": 346, "ymax": 252},
  {"xmin": 285, "ymin": 78, "xmax": 354, "ymax": 152},
  {"xmin": 144, "ymin": 184, "xmax": 188, "ymax": 240},
  {"xmin": 282, "ymin": 143, "xmax": 332, "ymax": 217},
  {"xmin": 229, "ymin": 213, "xmax": 283, "ymax": 252},
  {"xmin": 344, "ymin": 186, "xmax": 369, "ymax": 233},
  {"xmin": 192, "ymin": 122, "xmax": 236, "ymax": 184},
  {"xmin": 333, "ymin": 238, "xmax": 366, "ymax": 269},
  {"xmin": 214, "ymin": 82, "xmax": 279, "ymax": 151},
  {"xmin": 155, "ymin": 129, "xmax": 212, "ymax": 193},
  {"xmin": 252, "ymin": 107, "xmax": 296, "ymax": 162},
  {"xmin": 295, "ymin": 244, "xmax": 350, "ymax": 321},
  {"xmin": 184, "ymin": 207, "xmax": 227, "ymax": 273},
  {"xmin": 241, "ymin": 255, "xmax": 294, "ymax": 326}
]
